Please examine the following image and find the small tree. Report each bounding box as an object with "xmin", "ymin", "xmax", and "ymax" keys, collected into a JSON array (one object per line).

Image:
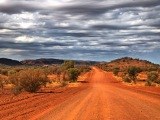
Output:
[
  {"xmin": 126, "ymin": 66, "xmax": 142, "ymax": 84},
  {"xmin": 67, "ymin": 68, "xmax": 80, "ymax": 82},
  {"xmin": 147, "ymin": 71, "xmax": 159, "ymax": 84}
]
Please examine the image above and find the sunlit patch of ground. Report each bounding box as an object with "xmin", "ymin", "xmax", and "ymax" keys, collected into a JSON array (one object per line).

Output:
[
  {"xmin": 78, "ymin": 72, "xmax": 90, "ymax": 82},
  {"xmin": 137, "ymin": 72, "xmax": 147, "ymax": 81}
]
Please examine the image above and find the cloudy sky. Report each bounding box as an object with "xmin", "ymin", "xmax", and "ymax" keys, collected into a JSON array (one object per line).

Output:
[{"xmin": 0, "ymin": 0, "xmax": 160, "ymax": 63}]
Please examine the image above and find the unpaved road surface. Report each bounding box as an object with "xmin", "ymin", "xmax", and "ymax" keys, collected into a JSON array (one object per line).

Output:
[
  {"xmin": 38, "ymin": 67, "xmax": 160, "ymax": 120},
  {"xmin": 0, "ymin": 67, "xmax": 160, "ymax": 120}
]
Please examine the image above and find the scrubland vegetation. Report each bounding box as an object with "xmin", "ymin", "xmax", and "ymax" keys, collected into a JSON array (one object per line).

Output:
[
  {"xmin": 97, "ymin": 57, "xmax": 160, "ymax": 86},
  {"xmin": 0, "ymin": 61, "xmax": 91, "ymax": 95}
]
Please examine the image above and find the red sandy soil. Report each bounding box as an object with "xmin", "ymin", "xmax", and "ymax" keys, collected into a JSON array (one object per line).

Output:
[{"xmin": 0, "ymin": 67, "xmax": 160, "ymax": 120}]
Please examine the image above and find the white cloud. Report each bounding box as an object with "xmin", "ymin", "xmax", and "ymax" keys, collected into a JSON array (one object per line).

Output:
[
  {"xmin": 15, "ymin": 36, "xmax": 34, "ymax": 43},
  {"xmin": 0, "ymin": 29, "xmax": 12, "ymax": 33},
  {"xmin": 1, "ymin": 48, "xmax": 27, "ymax": 54},
  {"xmin": 55, "ymin": 22, "xmax": 70, "ymax": 27},
  {"xmin": 0, "ymin": 0, "xmax": 7, "ymax": 4}
]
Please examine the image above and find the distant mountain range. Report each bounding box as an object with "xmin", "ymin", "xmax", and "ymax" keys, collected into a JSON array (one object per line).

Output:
[
  {"xmin": 0, "ymin": 58, "xmax": 98, "ymax": 66},
  {"xmin": 0, "ymin": 58, "xmax": 22, "ymax": 66},
  {"xmin": 0, "ymin": 57, "xmax": 159, "ymax": 67}
]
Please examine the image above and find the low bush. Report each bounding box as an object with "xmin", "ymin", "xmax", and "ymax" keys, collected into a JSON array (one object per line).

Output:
[
  {"xmin": 9, "ymin": 68, "xmax": 49, "ymax": 93},
  {"xmin": 68, "ymin": 68, "xmax": 80, "ymax": 82},
  {"xmin": 147, "ymin": 71, "xmax": 159, "ymax": 84},
  {"xmin": 11, "ymin": 85, "xmax": 23, "ymax": 96},
  {"xmin": 0, "ymin": 69, "xmax": 8, "ymax": 76}
]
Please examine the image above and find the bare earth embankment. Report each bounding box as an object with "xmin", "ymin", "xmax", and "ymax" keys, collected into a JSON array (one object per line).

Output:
[{"xmin": 0, "ymin": 67, "xmax": 160, "ymax": 120}]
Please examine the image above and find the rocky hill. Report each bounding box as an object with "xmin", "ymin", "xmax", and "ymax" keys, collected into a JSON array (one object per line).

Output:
[{"xmin": 97, "ymin": 57, "xmax": 159, "ymax": 71}]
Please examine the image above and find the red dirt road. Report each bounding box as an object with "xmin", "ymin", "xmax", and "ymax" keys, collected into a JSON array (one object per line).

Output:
[
  {"xmin": 0, "ymin": 67, "xmax": 160, "ymax": 120},
  {"xmin": 38, "ymin": 67, "xmax": 160, "ymax": 120}
]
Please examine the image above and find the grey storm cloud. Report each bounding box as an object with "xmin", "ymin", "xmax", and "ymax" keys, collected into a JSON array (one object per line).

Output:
[
  {"xmin": 0, "ymin": 0, "xmax": 160, "ymax": 63},
  {"xmin": 0, "ymin": 41, "xmax": 74, "ymax": 50},
  {"xmin": 55, "ymin": 0, "xmax": 160, "ymax": 16},
  {"xmin": 0, "ymin": 0, "xmax": 159, "ymax": 15},
  {"xmin": 0, "ymin": 2, "xmax": 41, "ymax": 14},
  {"xmin": 91, "ymin": 24, "xmax": 130, "ymax": 30}
]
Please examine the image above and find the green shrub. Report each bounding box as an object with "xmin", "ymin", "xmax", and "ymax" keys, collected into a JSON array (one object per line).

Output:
[
  {"xmin": 126, "ymin": 66, "xmax": 142, "ymax": 84},
  {"xmin": 9, "ymin": 72, "xmax": 20, "ymax": 85},
  {"xmin": 9, "ymin": 68, "xmax": 49, "ymax": 93},
  {"xmin": 68, "ymin": 68, "xmax": 80, "ymax": 82}
]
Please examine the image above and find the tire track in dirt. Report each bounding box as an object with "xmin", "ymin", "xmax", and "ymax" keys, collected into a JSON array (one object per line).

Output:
[{"xmin": 0, "ymin": 86, "xmax": 88, "ymax": 120}]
